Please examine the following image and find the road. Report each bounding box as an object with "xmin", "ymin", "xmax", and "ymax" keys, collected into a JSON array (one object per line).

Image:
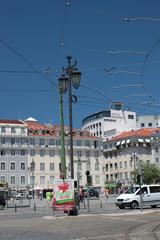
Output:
[{"xmin": 0, "ymin": 195, "xmax": 160, "ymax": 240}]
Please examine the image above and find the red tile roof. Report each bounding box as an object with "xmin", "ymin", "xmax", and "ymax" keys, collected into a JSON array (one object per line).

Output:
[
  {"xmin": 0, "ymin": 119, "xmax": 24, "ymax": 124},
  {"xmin": 111, "ymin": 128, "xmax": 160, "ymax": 141}
]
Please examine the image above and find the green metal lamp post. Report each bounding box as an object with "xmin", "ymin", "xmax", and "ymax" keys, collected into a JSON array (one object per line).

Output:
[
  {"xmin": 58, "ymin": 76, "xmax": 68, "ymax": 179},
  {"xmin": 59, "ymin": 56, "xmax": 81, "ymax": 180}
]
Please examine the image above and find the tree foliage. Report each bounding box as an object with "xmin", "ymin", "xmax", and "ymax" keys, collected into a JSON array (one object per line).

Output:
[{"xmin": 143, "ymin": 162, "xmax": 160, "ymax": 184}]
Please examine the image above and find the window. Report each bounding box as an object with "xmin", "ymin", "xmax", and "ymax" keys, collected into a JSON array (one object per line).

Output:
[
  {"xmin": 11, "ymin": 162, "xmax": 15, "ymax": 170},
  {"xmin": 86, "ymin": 151, "xmax": 90, "ymax": 158},
  {"xmin": 78, "ymin": 161, "xmax": 82, "ymax": 171},
  {"xmin": 124, "ymin": 161, "xmax": 127, "ymax": 168},
  {"xmin": 125, "ymin": 172, "xmax": 128, "ymax": 179},
  {"xmin": 50, "ymin": 176, "xmax": 55, "ymax": 184},
  {"xmin": 21, "ymin": 128, "xmax": 25, "ymax": 134},
  {"xmin": 114, "ymin": 163, "xmax": 118, "ymax": 169},
  {"xmin": 94, "ymin": 140, "xmax": 98, "ymax": 149},
  {"xmin": 11, "ymin": 149, "xmax": 16, "ymax": 156},
  {"xmin": 0, "ymin": 149, "xmax": 5, "ymax": 156},
  {"xmin": 95, "ymin": 160, "xmax": 99, "ymax": 171},
  {"xmin": 128, "ymin": 114, "xmax": 134, "ymax": 119},
  {"xmin": 30, "ymin": 138, "xmax": 35, "ymax": 145},
  {"xmin": 21, "ymin": 150, "xmax": 25, "ymax": 156},
  {"xmin": 95, "ymin": 175, "xmax": 100, "ymax": 184},
  {"xmin": 11, "ymin": 138, "xmax": 15, "ymax": 145},
  {"xmin": 141, "ymin": 123, "xmax": 145, "ymax": 127},
  {"xmin": 10, "ymin": 176, "xmax": 15, "ymax": 184},
  {"xmin": 85, "ymin": 140, "xmax": 90, "ymax": 147},
  {"xmin": 150, "ymin": 186, "xmax": 160, "ymax": 193},
  {"xmin": 1, "ymin": 162, "xmax": 5, "ymax": 170},
  {"xmin": 21, "ymin": 162, "xmax": 25, "ymax": 170},
  {"xmin": 77, "ymin": 140, "xmax": 81, "ymax": 146},
  {"xmin": 30, "ymin": 150, "xmax": 35, "ymax": 156},
  {"xmin": 40, "ymin": 150, "xmax": 45, "ymax": 157},
  {"xmin": 49, "ymin": 139, "xmax": 54, "ymax": 146},
  {"xmin": 155, "ymin": 147, "xmax": 158, "ymax": 153},
  {"xmin": 21, "ymin": 176, "xmax": 25, "ymax": 184},
  {"xmin": 77, "ymin": 151, "xmax": 82, "ymax": 157},
  {"xmin": 1, "ymin": 127, "xmax": 6, "ymax": 133},
  {"xmin": 40, "ymin": 138, "xmax": 45, "ymax": 146},
  {"xmin": 40, "ymin": 162, "xmax": 45, "ymax": 171},
  {"xmin": 50, "ymin": 162, "xmax": 54, "ymax": 171},
  {"xmin": 94, "ymin": 151, "xmax": 99, "ymax": 158},
  {"xmin": 0, "ymin": 176, "xmax": 5, "ymax": 182},
  {"xmin": 1, "ymin": 138, "xmax": 5, "ymax": 144},
  {"xmin": 148, "ymin": 123, "xmax": 152, "ymax": 127},
  {"xmin": 156, "ymin": 158, "xmax": 159, "ymax": 163},
  {"xmin": 11, "ymin": 127, "xmax": 16, "ymax": 134},
  {"xmin": 49, "ymin": 150, "xmax": 54, "ymax": 157},
  {"xmin": 120, "ymin": 162, "xmax": 122, "ymax": 168},
  {"xmin": 40, "ymin": 176, "xmax": 45, "ymax": 184}
]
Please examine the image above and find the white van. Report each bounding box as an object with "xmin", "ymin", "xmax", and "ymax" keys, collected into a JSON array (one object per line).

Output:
[{"xmin": 116, "ymin": 185, "xmax": 160, "ymax": 209}]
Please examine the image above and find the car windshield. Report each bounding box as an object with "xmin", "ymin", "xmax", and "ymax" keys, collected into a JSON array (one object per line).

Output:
[{"xmin": 125, "ymin": 186, "xmax": 139, "ymax": 194}]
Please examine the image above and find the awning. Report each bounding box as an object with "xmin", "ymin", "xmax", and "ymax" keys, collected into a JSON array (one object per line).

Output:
[
  {"xmin": 121, "ymin": 140, "xmax": 125, "ymax": 145},
  {"xmin": 138, "ymin": 139, "xmax": 144, "ymax": 143},
  {"xmin": 116, "ymin": 141, "xmax": 120, "ymax": 146},
  {"xmin": 126, "ymin": 139, "xmax": 131, "ymax": 144}
]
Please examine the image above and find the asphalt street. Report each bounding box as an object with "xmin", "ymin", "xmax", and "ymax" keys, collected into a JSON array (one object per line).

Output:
[{"xmin": 0, "ymin": 195, "xmax": 160, "ymax": 240}]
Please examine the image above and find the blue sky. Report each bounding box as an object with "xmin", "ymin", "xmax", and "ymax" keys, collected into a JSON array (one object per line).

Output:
[{"xmin": 0, "ymin": 0, "xmax": 160, "ymax": 128}]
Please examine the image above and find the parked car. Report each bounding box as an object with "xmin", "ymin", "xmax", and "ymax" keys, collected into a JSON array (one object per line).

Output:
[
  {"xmin": 116, "ymin": 184, "xmax": 160, "ymax": 209},
  {"xmin": 16, "ymin": 193, "xmax": 32, "ymax": 200},
  {"xmin": 84, "ymin": 188, "xmax": 99, "ymax": 198},
  {"xmin": 0, "ymin": 195, "xmax": 6, "ymax": 210}
]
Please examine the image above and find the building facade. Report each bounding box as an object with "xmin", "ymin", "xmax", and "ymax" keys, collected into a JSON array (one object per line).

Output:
[
  {"xmin": 0, "ymin": 118, "xmax": 105, "ymax": 191},
  {"xmin": 103, "ymin": 128, "xmax": 160, "ymax": 186},
  {"xmin": 0, "ymin": 120, "xmax": 28, "ymax": 191},
  {"xmin": 81, "ymin": 102, "xmax": 136, "ymax": 141},
  {"xmin": 136, "ymin": 115, "xmax": 160, "ymax": 129}
]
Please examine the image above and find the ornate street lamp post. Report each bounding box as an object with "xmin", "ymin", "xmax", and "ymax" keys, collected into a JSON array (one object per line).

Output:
[
  {"xmin": 59, "ymin": 56, "xmax": 81, "ymax": 179},
  {"xmin": 30, "ymin": 159, "xmax": 35, "ymax": 199}
]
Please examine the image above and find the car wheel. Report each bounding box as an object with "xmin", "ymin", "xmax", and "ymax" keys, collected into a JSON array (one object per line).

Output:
[
  {"xmin": 151, "ymin": 205, "xmax": 157, "ymax": 208},
  {"xmin": 0, "ymin": 204, "xmax": 4, "ymax": 210},
  {"xmin": 118, "ymin": 206, "xmax": 125, "ymax": 209},
  {"xmin": 131, "ymin": 201, "xmax": 138, "ymax": 209}
]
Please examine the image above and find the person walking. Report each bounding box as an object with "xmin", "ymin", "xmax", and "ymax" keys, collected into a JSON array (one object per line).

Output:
[{"xmin": 104, "ymin": 188, "xmax": 109, "ymax": 202}]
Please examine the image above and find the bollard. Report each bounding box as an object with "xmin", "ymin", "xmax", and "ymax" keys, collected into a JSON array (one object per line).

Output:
[
  {"xmin": 100, "ymin": 199, "xmax": 102, "ymax": 208},
  {"xmin": 15, "ymin": 204, "xmax": 17, "ymax": 213},
  {"xmin": 52, "ymin": 204, "xmax": 54, "ymax": 216},
  {"xmin": 34, "ymin": 202, "xmax": 36, "ymax": 212}
]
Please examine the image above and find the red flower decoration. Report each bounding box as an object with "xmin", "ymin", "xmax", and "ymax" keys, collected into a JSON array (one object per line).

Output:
[{"xmin": 58, "ymin": 182, "xmax": 69, "ymax": 192}]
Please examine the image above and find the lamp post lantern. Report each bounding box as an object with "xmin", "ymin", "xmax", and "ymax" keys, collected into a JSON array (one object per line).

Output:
[{"xmin": 59, "ymin": 56, "xmax": 81, "ymax": 179}]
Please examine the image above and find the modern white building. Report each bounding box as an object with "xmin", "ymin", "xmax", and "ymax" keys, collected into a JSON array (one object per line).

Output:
[
  {"xmin": 136, "ymin": 115, "xmax": 160, "ymax": 129},
  {"xmin": 0, "ymin": 118, "xmax": 105, "ymax": 192},
  {"xmin": 81, "ymin": 102, "xmax": 136, "ymax": 141}
]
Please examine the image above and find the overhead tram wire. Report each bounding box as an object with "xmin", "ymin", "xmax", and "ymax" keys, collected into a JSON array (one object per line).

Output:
[{"xmin": 0, "ymin": 38, "xmax": 58, "ymax": 88}]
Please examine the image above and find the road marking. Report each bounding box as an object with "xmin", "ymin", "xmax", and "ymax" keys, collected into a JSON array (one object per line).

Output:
[{"xmin": 69, "ymin": 233, "xmax": 123, "ymax": 240}]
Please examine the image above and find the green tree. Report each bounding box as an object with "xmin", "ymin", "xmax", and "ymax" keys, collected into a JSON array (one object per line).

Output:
[
  {"xmin": 133, "ymin": 162, "xmax": 160, "ymax": 184},
  {"xmin": 143, "ymin": 162, "xmax": 160, "ymax": 184}
]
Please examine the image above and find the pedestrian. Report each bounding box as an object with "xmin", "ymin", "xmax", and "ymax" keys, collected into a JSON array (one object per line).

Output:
[
  {"xmin": 104, "ymin": 188, "xmax": 109, "ymax": 202},
  {"xmin": 79, "ymin": 186, "xmax": 84, "ymax": 203}
]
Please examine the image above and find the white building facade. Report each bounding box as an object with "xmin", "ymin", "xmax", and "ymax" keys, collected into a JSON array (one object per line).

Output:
[
  {"xmin": 0, "ymin": 120, "xmax": 28, "ymax": 191},
  {"xmin": 136, "ymin": 115, "xmax": 160, "ymax": 129},
  {"xmin": 103, "ymin": 128, "xmax": 160, "ymax": 186},
  {"xmin": 0, "ymin": 118, "xmax": 105, "ymax": 192},
  {"xmin": 81, "ymin": 103, "xmax": 136, "ymax": 141}
]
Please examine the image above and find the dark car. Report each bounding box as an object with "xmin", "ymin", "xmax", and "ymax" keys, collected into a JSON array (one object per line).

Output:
[
  {"xmin": 84, "ymin": 188, "xmax": 99, "ymax": 198},
  {"xmin": 0, "ymin": 196, "xmax": 6, "ymax": 210}
]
